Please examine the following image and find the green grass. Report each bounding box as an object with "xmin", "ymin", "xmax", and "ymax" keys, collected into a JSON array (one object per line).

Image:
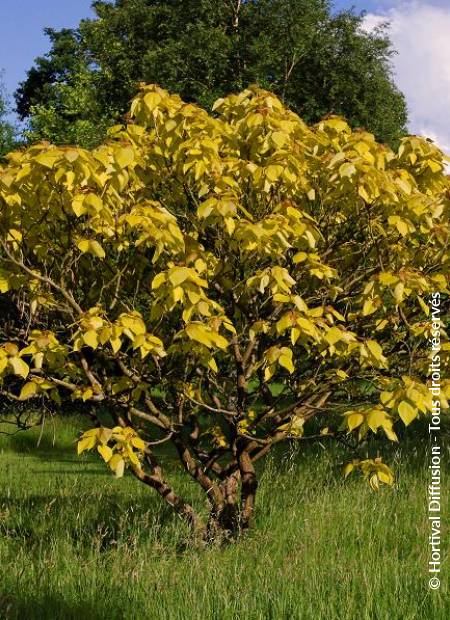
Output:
[{"xmin": 0, "ymin": 417, "xmax": 448, "ymax": 619}]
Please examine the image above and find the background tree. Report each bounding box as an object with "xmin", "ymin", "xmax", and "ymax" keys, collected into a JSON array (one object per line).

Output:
[
  {"xmin": 0, "ymin": 75, "xmax": 16, "ymax": 158},
  {"xmin": 16, "ymin": 0, "xmax": 407, "ymax": 148},
  {"xmin": 1, "ymin": 85, "xmax": 448, "ymax": 541},
  {"xmin": 15, "ymin": 29, "xmax": 111, "ymax": 149}
]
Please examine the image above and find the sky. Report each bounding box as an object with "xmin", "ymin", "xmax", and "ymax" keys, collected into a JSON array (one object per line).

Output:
[
  {"xmin": 360, "ymin": 0, "xmax": 450, "ymax": 154},
  {"xmin": 0, "ymin": 0, "xmax": 94, "ymax": 100},
  {"xmin": 0, "ymin": 0, "xmax": 449, "ymax": 154}
]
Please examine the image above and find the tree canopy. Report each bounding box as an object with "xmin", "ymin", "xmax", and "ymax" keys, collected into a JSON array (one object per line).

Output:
[
  {"xmin": 0, "ymin": 85, "xmax": 448, "ymax": 539},
  {"xmin": 16, "ymin": 0, "xmax": 407, "ymax": 148},
  {"xmin": 0, "ymin": 76, "xmax": 16, "ymax": 158}
]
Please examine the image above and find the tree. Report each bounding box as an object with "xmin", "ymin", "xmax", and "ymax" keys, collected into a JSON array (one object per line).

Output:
[
  {"xmin": 0, "ymin": 85, "xmax": 448, "ymax": 541},
  {"xmin": 16, "ymin": 0, "xmax": 407, "ymax": 148},
  {"xmin": 0, "ymin": 76, "xmax": 16, "ymax": 158},
  {"xmin": 15, "ymin": 29, "xmax": 111, "ymax": 149}
]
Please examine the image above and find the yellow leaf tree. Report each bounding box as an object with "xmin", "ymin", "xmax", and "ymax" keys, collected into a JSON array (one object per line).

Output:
[{"xmin": 0, "ymin": 85, "xmax": 449, "ymax": 540}]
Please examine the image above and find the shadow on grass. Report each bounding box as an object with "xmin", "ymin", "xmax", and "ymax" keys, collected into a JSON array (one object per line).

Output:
[
  {"xmin": 281, "ymin": 417, "xmax": 450, "ymax": 475},
  {"xmin": 3, "ymin": 430, "xmax": 77, "ymax": 459},
  {"xmin": 1, "ymin": 590, "xmax": 122, "ymax": 620},
  {"xmin": 33, "ymin": 467, "xmax": 110, "ymax": 475},
  {"xmin": 0, "ymin": 489, "xmax": 183, "ymax": 553}
]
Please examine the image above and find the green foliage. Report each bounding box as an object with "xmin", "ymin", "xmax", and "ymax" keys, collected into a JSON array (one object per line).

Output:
[
  {"xmin": 0, "ymin": 76, "xmax": 16, "ymax": 158},
  {"xmin": 15, "ymin": 29, "xmax": 112, "ymax": 149},
  {"xmin": 16, "ymin": 0, "xmax": 407, "ymax": 147}
]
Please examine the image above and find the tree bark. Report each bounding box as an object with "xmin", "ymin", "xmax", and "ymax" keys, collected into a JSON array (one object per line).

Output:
[
  {"xmin": 132, "ymin": 460, "xmax": 207, "ymax": 540},
  {"xmin": 238, "ymin": 447, "xmax": 258, "ymax": 530},
  {"xmin": 207, "ymin": 470, "xmax": 241, "ymax": 539}
]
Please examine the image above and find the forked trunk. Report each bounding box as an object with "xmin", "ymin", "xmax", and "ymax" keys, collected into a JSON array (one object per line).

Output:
[
  {"xmin": 207, "ymin": 471, "xmax": 240, "ymax": 539},
  {"xmin": 131, "ymin": 445, "xmax": 259, "ymax": 544}
]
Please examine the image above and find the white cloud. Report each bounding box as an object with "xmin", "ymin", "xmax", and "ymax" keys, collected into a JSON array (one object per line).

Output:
[{"xmin": 363, "ymin": 1, "xmax": 450, "ymax": 157}]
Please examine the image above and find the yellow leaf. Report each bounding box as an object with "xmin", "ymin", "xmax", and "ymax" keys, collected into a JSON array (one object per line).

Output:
[
  {"xmin": 212, "ymin": 97, "xmax": 224, "ymax": 112},
  {"xmin": 109, "ymin": 454, "xmax": 126, "ymax": 478},
  {"xmin": 343, "ymin": 462, "xmax": 355, "ymax": 478},
  {"xmin": 115, "ymin": 146, "xmax": 135, "ymax": 169},
  {"xmin": 77, "ymin": 435, "xmax": 97, "ymax": 455},
  {"xmin": 90, "ymin": 241, "xmax": 106, "ymax": 259},
  {"xmin": 98, "ymin": 444, "xmax": 113, "ymax": 463},
  {"xmin": 279, "ymin": 354, "xmax": 295, "ymax": 373},
  {"xmin": 7, "ymin": 229, "xmax": 22, "ymax": 242},
  {"xmin": 144, "ymin": 92, "xmax": 162, "ymax": 111},
  {"xmin": 0, "ymin": 273, "xmax": 9, "ymax": 293},
  {"xmin": 64, "ymin": 149, "xmax": 79, "ymax": 162},
  {"xmin": 110, "ymin": 337, "xmax": 122, "ymax": 354},
  {"xmin": 339, "ymin": 162, "xmax": 357, "ymax": 178},
  {"xmin": 82, "ymin": 388, "xmax": 93, "ymax": 402},
  {"xmin": 185, "ymin": 323, "xmax": 212, "ymax": 348},
  {"xmin": 396, "ymin": 219, "xmax": 409, "ymax": 237},
  {"xmin": 380, "ymin": 391, "xmax": 395, "ymax": 408},
  {"xmin": 395, "ymin": 178, "xmax": 412, "ymax": 194},
  {"xmin": 152, "ymin": 273, "xmax": 166, "ymax": 289},
  {"xmin": 271, "ymin": 131, "xmax": 288, "ymax": 149},
  {"xmin": 84, "ymin": 194, "xmax": 103, "ymax": 212},
  {"xmin": 121, "ymin": 315, "xmax": 146, "ymax": 335},
  {"xmin": 35, "ymin": 152, "xmax": 60, "ymax": 169},
  {"xmin": 72, "ymin": 195, "xmax": 86, "ymax": 217},
  {"xmin": 9, "ymin": 357, "xmax": 29, "ymax": 379},
  {"xmin": 131, "ymin": 436, "xmax": 145, "ymax": 450},
  {"xmin": 398, "ymin": 401, "xmax": 417, "ymax": 426},
  {"xmin": 83, "ymin": 330, "xmax": 98, "ymax": 349},
  {"xmin": 379, "ymin": 272, "xmax": 399, "ymax": 286},
  {"xmin": 265, "ymin": 165, "xmax": 284, "ymax": 182},
  {"xmin": 366, "ymin": 409, "xmax": 386, "ymax": 432},
  {"xmin": 77, "ymin": 239, "xmax": 105, "ymax": 259},
  {"xmin": 264, "ymin": 365, "xmax": 275, "ymax": 382},
  {"xmin": 375, "ymin": 319, "xmax": 388, "ymax": 331},
  {"xmin": 383, "ymin": 426, "xmax": 398, "ymax": 442},
  {"xmin": 169, "ymin": 267, "xmax": 191, "ymax": 287},
  {"xmin": 362, "ymin": 299, "xmax": 377, "ymax": 316},
  {"xmin": 427, "ymin": 159, "xmax": 442, "ymax": 173},
  {"xmin": 291, "ymin": 327, "xmax": 301, "ymax": 345},
  {"xmin": 98, "ymin": 428, "xmax": 113, "ymax": 445},
  {"xmin": 369, "ymin": 474, "xmax": 379, "ymax": 491},
  {"xmin": 77, "ymin": 239, "xmax": 90, "ymax": 254},
  {"xmin": 358, "ymin": 185, "xmax": 371, "ymax": 203},
  {"xmin": 209, "ymin": 332, "xmax": 229, "ymax": 350},
  {"xmin": 82, "ymin": 428, "xmax": 101, "ymax": 438},
  {"xmin": 367, "ymin": 340, "xmax": 384, "ymax": 361},
  {"xmin": 378, "ymin": 469, "xmax": 394, "ymax": 485},
  {"xmin": 394, "ymin": 282, "xmax": 405, "ymax": 304},
  {"xmin": 325, "ymin": 326, "xmax": 342, "ymax": 346},
  {"xmin": 347, "ymin": 413, "xmax": 364, "ymax": 431},
  {"xmin": 293, "ymin": 252, "xmax": 308, "ymax": 264},
  {"xmin": 19, "ymin": 381, "xmax": 39, "ymax": 400},
  {"xmin": 208, "ymin": 357, "xmax": 218, "ymax": 373}
]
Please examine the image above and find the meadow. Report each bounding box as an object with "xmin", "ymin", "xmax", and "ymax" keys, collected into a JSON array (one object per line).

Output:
[{"xmin": 0, "ymin": 416, "xmax": 448, "ymax": 620}]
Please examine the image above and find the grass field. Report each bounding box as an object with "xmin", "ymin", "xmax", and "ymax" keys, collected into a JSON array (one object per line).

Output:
[{"xmin": 0, "ymin": 416, "xmax": 448, "ymax": 619}]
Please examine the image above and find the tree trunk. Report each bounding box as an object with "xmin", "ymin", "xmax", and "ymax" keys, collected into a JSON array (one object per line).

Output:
[
  {"xmin": 132, "ymin": 459, "xmax": 207, "ymax": 541},
  {"xmin": 132, "ymin": 451, "xmax": 259, "ymax": 544},
  {"xmin": 238, "ymin": 448, "xmax": 258, "ymax": 530},
  {"xmin": 207, "ymin": 471, "xmax": 241, "ymax": 540}
]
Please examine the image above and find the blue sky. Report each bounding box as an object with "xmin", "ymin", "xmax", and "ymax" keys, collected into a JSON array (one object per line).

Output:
[
  {"xmin": 0, "ymin": 0, "xmax": 94, "ymax": 100},
  {"xmin": 0, "ymin": 1, "xmax": 449, "ymax": 154}
]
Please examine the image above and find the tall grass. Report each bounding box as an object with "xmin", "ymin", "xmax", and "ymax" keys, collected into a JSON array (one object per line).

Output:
[{"xmin": 0, "ymin": 417, "xmax": 448, "ymax": 619}]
